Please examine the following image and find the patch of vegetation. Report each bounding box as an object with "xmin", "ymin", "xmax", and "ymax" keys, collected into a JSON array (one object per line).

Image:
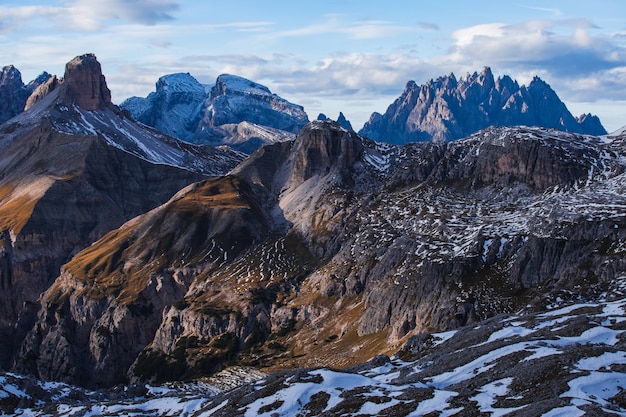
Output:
[{"xmin": 173, "ymin": 335, "xmax": 201, "ymax": 362}]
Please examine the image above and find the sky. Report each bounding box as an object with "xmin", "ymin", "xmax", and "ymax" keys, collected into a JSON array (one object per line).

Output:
[{"xmin": 1, "ymin": 0, "xmax": 625, "ymax": 132}]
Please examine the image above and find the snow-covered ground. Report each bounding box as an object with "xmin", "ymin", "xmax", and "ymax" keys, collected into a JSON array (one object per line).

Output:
[{"xmin": 4, "ymin": 294, "xmax": 625, "ymax": 416}]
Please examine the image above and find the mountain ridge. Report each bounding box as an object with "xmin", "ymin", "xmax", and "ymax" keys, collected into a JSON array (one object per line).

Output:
[
  {"xmin": 359, "ymin": 67, "xmax": 607, "ymax": 144},
  {"xmin": 13, "ymin": 118, "xmax": 626, "ymax": 388}
]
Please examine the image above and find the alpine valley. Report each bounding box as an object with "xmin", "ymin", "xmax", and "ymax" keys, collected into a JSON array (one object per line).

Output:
[{"xmin": 1, "ymin": 54, "xmax": 626, "ymax": 416}]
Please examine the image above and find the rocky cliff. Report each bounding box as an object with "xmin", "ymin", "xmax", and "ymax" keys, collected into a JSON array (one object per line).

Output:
[
  {"xmin": 15, "ymin": 119, "xmax": 626, "ymax": 388},
  {"xmin": 359, "ymin": 67, "xmax": 607, "ymax": 144},
  {"xmin": 0, "ymin": 65, "xmax": 50, "ymax": 125},
  {"xmin": 121, "ymin": 73, "xmax": 309, "ymax": 152},
  {"xmin": 0, "ymin": 54, "xmax": 244, "ymax": 374}
]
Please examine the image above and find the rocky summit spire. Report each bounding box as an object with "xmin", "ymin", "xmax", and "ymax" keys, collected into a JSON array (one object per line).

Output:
[{"xmin": 61, "ymin": 53, "xmax": 111, "ymax": 110}]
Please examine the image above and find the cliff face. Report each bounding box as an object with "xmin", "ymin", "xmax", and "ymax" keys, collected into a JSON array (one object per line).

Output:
[
  {"xmin": 0, "ymin": 66, "xmax": 50, "ymax": 124},
  {"xmin": 359, "ymin": 67, "xmax": 607, "ymax": 144},
  {"xmin": 60, "ymin": 54, "xmax": 112, "ymax": 111},
  {"xmin": 15, "ymin": 119, "xmax": 626, "ymax": 388},
  {"xmin": 0, "ymin": 54, "xmax": 243, "ymax": 373}
]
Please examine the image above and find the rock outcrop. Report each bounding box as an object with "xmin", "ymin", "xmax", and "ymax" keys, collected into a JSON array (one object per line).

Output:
[
  {"xmin": 290, "ymin": 121, "xmax": 363, "ymax": 183},
  {"xmin": 359, "ymin": 67, "xmax": 607, "ymax": 144},
  {"xmin": 60, "ymin": 53, "xmax": 112, "ymax": 110}
]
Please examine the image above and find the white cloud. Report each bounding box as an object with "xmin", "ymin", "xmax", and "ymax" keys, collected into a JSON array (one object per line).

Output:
[
  {"xmin": 267, "ymin": 14, "xmax": 420, "ymax": 41},
  {"xmin": 0, "ymin": 0, "xmax": 181, "ymax": 32}
]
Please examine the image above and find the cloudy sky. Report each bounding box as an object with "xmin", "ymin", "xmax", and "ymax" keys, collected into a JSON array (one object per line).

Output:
[{"xmin": 1, "ymin": 0, "xmax": 625, "ymax": 131}]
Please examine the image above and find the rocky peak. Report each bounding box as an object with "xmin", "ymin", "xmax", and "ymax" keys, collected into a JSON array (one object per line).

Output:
[
  {"xmin": 156, "ymin": 72, "xmax": 205, "ymax": 94},
  {"xmin": 317, "ymin": 112, "xmax": 354, "ymax": 131},
  {"xmin": 290, "ymin": 120, "xmax": 363, "ymax": 183},
  {"xmin": 359, "ymin": 68, "xmax": 607, "ymax": 144},
  {"xmin": 0, "ymin": 67, "xmax": 51, "ymax": 122},
  {"xmin": 121, "ymin": 72, "xmax": 309, "ymax": 152},
  {"xmin": 24, "ymin": 75, "xmax": 60, "ymax": 110},
  {"xmin": 577, "ymin": 113, "xmax": 606, "ymax": 136},
  {"xmin": 60, "ymin": 53, "xmax": 112, "ymax": 110},
  {"xmin": 0, "ymin": 65, "xmax": 29, "ymax": 124},
  {"xmin": 458, "ymin": 67, "xmax": 495, "ymax": 97},
  {"xmin": 336, "ymin": 112, "xmax": 354, "ymax": 131},
  {"xmin": 0, "ymin": 65, "xmax": 22, "ymax": 86},
  {"xmin": 199, "ymin": 74, "xmax": 309, "ymax": 134}
]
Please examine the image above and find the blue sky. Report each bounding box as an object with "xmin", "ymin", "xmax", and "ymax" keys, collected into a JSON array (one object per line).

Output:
[{"xmin": 1, "ymin": 0, "xmax": 625, "ymax": 131}]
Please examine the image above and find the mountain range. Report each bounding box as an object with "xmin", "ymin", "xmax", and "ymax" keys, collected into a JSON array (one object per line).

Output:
[
  {"xmin": 359, "ymin": 67, "xmax": 607, "ymax": 144},
  {"xmin": 0, "ymin": 54, "xmax": 625, "ymax": 416},
  {"xmin": 3, "ymin": 61, "xmax": 606, "ymax": 151},
  {"xmin": 121, "ymin": 72, "xmax": 309, "ymax": 153}
]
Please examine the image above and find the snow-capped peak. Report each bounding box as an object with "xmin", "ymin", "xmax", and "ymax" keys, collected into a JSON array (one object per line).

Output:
[
  {"xmin": 215, "ymin": 74, "xmax": 273, "ymax": 96},
  {"xmin": 156, "ymin": 72, "xmax": 206, "ymax": 94}
]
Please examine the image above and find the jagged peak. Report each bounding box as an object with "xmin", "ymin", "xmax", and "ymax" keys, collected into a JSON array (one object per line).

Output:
[
  {"xmin": 528, "ymin": 75, "xmax": 550, "ymax": 89},
  {"xmin": 404, "ymin": 80, "xmax": 419, "ymax": 91},
  {"xmin": 59, "ymin": 53, "xmax": 112, "ymax": 111},
  {"xmin": 24, "ymin": 75, "xmax": 60, "ymax": 111},
  {"xmin": 26, "ymin": 72, "xmax": 52, "ymax": 91},
  {"xmin": 0, "ymin": 65, "xmax": 22, "ymax": 85},
  {"xmin": 337, "ymin": 112, "xmax": 354, "ymax": 131},
  {"xmin": 316, "ymin": 113, "xmax": 353, "ymax": 131}
]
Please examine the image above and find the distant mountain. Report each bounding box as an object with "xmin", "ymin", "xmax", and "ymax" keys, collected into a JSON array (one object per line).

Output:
[
  {"xmin": 0, "ymin": 54, "xmax": 243, "ymax": 374},
  {"xmin": 121, "ymin": 73, "xmax": 309, "ymax": 152},
  {"xmin": 15, "ymin": 118, "xmax": 626, "ymax": 388},
  {"xmin": 0, "ymin": 65, "xmax": 50, "ymax": 125},
  {"xmin": 359, "ymin": 67, "xmax": 607, "ymax": 144},
  {"xmin": 318, "ymin": 111, "xmax": 354, "ymax": 131},
  {"xmin": 120, "ymin": 73, "xmax": 207, "ymax": 143}
]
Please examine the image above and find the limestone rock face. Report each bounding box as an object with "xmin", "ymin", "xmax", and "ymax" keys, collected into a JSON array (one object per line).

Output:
[
  {"xmin": 15, "ymin": 120, "xmax": 626, "ymax": 388},
  {"xmin": 60, "ymin": 53, "xmax": 111, "ymax": 110},
  {"xmin": 24, "ymin": 76, "xmax": 60, "ymax": 110},
  {"xmin": 291, "ymin": 121, "xmax": 363, "ymax": 183},
  {"xmin": 360, "ymin": 67, "xmax": 607, "ymax": 144}
]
